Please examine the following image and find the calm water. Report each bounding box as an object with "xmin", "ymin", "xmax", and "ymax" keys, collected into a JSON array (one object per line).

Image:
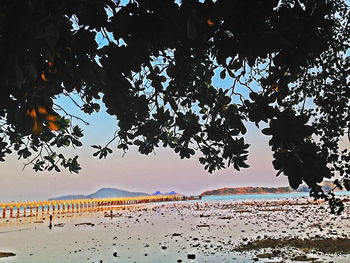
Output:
[
  {"xmin": 200, "ymin": 191, "xmax": 350, "ymax": 202},
  {"xmin": 201, "ymin": 192, "xmax": 309, "ymax": 202}
]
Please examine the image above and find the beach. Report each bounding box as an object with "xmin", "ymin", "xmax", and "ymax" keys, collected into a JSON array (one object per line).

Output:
[{"xmin": 1, "ymin": 196, "xmax": 350, "ymax": 263}]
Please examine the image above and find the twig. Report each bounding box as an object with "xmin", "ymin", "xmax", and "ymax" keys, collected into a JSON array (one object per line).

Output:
[
  {"xmin": 53, "ymin": 103, "xmax": 90, "ymax": 125},
  {"xmin": 22, "ymin": 145, "xmax": 43, "ymax": 170}
]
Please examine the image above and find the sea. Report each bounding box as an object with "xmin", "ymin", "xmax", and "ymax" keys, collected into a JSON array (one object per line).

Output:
[{"xmin": 190, "ymin": 191, "xmax": 349, "ymax": 203}]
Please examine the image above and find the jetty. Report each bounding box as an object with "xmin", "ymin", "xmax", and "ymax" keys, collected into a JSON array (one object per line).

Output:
[{"xmin": 0, "ymin": 195, "xmax": 201, "ymax": 219}]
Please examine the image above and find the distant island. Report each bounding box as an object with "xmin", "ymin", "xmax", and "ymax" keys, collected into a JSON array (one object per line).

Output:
[
  {"xmin": 200, "ymin": 182, "xmax": 335, "ymax": 196},
  {"xmin": 49, "ymin": 188, "xmax": 150, "ymax": 200},
  {"xmin": 200, "ymin": 187, "xmax": 298, "ymax": 196},
  {"xmin": 49, "ymin": 188, "xmax": 182, "ymax": 200}
]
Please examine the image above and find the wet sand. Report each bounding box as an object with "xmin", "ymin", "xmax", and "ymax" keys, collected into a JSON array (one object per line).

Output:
[{"xmin": 0, "ymin": 198, "xmax": 350, "ymax": 263}]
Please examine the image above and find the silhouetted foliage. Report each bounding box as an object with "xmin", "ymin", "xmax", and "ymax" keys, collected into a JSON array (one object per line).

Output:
[{"xmin": 0, "ymin": 0, "xmax": 349, "ymax": 213}]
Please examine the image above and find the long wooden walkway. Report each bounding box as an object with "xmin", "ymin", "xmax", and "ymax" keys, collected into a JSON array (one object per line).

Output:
[{"xmin": 0, "ymin": 195, "xmax": 201, "ymax": 219}]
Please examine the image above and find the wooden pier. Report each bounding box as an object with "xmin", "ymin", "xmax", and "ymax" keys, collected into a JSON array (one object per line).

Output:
[{"xmin": 0, "ymin": 195, "xmax": 201, "ymax": 219}]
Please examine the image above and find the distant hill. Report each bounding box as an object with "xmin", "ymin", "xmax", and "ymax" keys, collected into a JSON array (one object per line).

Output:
[
  {"xmin": 88, "ymin": 188, "xmax": 149, "ymax": 199},
  {"xmin": 200, "ymin": 187, "xmax": 296, "ymax": 196},
  {"xmin": 49, "ymin": 188, "xmax": 149, "ymax": 200},
  {"xmin": 200, "ymin": 182, "xmax": 337, "ymax": 196}
]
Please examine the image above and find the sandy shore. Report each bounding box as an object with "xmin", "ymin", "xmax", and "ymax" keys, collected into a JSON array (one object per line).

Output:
[{"xmin": 0, "ymin": 198, "xmax": 350, "ymax": 262}]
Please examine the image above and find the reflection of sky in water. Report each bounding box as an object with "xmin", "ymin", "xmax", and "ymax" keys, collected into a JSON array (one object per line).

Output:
[
  {"xmin": 0, "ymin": 204, "xmax": 251, "ymax": 263},
  {"xmin": 0, "ymin": 210, "xmax": 256, "ymax": 262}
]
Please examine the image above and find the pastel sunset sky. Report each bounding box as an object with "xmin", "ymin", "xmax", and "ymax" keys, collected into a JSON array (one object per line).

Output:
[{"xmin": 0, "ymin": 95, "xmax": 289, "ymax": 202}]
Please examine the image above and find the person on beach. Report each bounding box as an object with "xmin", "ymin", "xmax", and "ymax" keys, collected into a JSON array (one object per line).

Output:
[
  {"xmin": 48, "ymin": 214, "xmax": 53, "ymax": 230},
  {"xmin": 110, "ymin": 210, "xmax": 113, "ymax": 218}
]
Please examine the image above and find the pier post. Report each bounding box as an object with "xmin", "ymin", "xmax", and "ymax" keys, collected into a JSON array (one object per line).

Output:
[
  {"xmin": 9, "ymin": 207, "xmax": 13, "ymax": 218},
  {"xmin": 2, "ymin": 207, "xmax": 6, "ymax": 218},
  {"xmin": 17, "ymin": 206, "xmax": 20, "ymax": 218}
]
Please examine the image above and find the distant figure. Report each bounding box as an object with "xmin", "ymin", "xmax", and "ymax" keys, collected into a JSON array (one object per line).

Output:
[
  {"xmin": 49, "ymin": 214, "xmax": 53, "ymax": 230},
  {"xmin": 110, "ymin": 210, "xmax": 113, "ymax": 218}
]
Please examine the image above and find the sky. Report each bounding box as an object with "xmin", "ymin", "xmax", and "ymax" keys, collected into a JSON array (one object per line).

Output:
[
  {"xmin": 0, "ymin": 98, "xmax": 290, "ymax": 202},
  {"xmin": 0, "ymin": 59, "xmax": 291, "ymax": 203}
]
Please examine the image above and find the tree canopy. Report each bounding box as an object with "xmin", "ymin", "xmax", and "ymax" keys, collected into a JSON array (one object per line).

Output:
[{"xmin": 0, "ymin": 0, "xmax": 349, "ymax": 213}]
